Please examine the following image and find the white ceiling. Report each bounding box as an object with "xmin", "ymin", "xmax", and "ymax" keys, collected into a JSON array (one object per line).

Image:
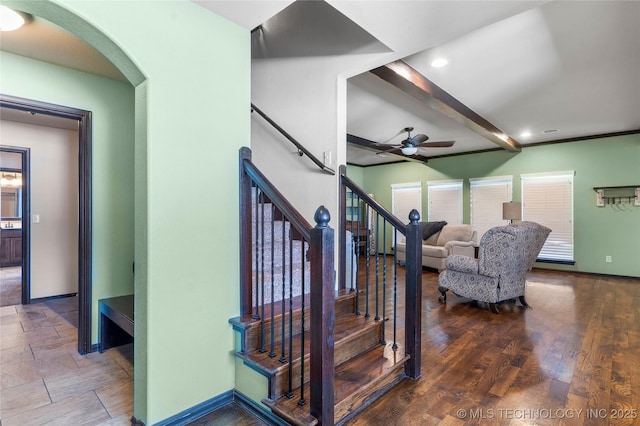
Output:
[
  {"xmin": 344, "ymin": 0, "xmax": 640, "ymax": 165},
  {"xmin": 1, "ymin": 1, "xmax": 638, "ymax": 166}
]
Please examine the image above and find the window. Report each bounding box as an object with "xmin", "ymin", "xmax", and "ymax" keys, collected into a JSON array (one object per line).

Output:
[
  {"xmin": 391, "ymin": 182, "xmax": 422, "ymax": 244},
  {"xmin": 427, "ymin": 179, "xmax": 463, "ymax": 224},
  {"xmin": 521, "ymin": 171, "xmax": 574, "ymax": 262},
  {"xmin": 391, "ymin": 182, "xmax": 422, "ymax": 222},
  {"xmin": 470, "ymin": 176, "xmax": 513, "ymax": 240}
]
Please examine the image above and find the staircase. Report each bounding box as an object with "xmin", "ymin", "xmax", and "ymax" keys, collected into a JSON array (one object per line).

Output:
[
  {"xmin": 234, "ymin": 144, "xmax": 423, "ymax": 425},
  {"xmin": 231, "ymin": 289, "xmax": 409, "ymax": 425}
]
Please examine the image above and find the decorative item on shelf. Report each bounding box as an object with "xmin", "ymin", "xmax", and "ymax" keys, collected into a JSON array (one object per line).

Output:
[
  {"xmin": 502, "ymin": 202, "xmax": 522, "ymax": 224},
  {"xmin": 593, "ymin": 185, "xmax": 640, "ymax": 208}
]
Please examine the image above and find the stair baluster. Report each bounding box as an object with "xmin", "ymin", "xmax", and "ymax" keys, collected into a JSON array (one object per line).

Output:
[
  {"xmin": 374, "ymin": 212, "xmax": 380, "ymax": 322},
  {"xmin": 381, "ymin": 219, "xmax": 387, "ymax": 345},
  {"xmin": 234, "ymin": 150, "xmax": 422, "ymax": 426},
  {"xmin": 286, "ymin": 229, "xmax": 294, "ymax": 397},
  {"xmin": 259, "ymin": 190, "xmax": 266, "ymax": 353},
  {"xmin": 279, "ymin": 217, "xmax": 287, "ymax": 364},
  {"xmin": 298, "ymin": 257, "xmax": 306, "ymax": 407},
  {"xmin": 253, "ymin": 186, "xmax": 260, "ymax": 320},
  {"xmin": 269, "ymin": 204, "xmax": 276, "ymax": 358}
]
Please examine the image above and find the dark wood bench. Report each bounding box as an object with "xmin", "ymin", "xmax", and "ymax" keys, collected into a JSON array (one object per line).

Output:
[{"xmin": 99, "ymin": 295, "xmax": 134, "ymax": 352}]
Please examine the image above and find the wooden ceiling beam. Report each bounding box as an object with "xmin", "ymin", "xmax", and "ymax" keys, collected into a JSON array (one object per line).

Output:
[{"xmin": 370, "ymin": 60, "xmax": 522, "ymax": 153}]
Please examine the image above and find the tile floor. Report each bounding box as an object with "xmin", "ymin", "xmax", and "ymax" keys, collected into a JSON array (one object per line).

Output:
[{"xmin": 0, "ymin": 302, "xmax": 133, "ymax": 425}]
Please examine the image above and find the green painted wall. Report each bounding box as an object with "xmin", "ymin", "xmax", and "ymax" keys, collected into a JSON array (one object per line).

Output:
[
  {"xmin": 346, "ymin": 164, "xmax": 365, "ymax": 187},
  {"xmin": 4, "ymin": 1, "xmax": 250, "ymax": 424},
  {"xmin": 0, "ymin": 52, "xmax": 135, "ymax": 335},
  {"xmin": 361, "ymin": 135, "xmax": 640, "ymax": 277}
]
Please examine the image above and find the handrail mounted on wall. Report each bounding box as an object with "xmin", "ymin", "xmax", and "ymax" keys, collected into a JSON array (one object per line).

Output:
[{"xmin": 251, "ymin": 103, "xmax": 336, "ymax": 175}]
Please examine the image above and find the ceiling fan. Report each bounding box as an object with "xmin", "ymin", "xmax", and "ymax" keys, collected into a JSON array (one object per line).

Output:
[{"xmin": 375, "ymin": 127, "xmax": 455, "ymax": 156}]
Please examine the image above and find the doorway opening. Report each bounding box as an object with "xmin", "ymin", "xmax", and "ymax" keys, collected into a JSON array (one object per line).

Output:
[
  {"xmin": 1, "ymin": 94, "xmax": 93, "ymax": 354},
  {"xmin": 0, "ymin": 147, "xmax": 30, "ymax": 306}
]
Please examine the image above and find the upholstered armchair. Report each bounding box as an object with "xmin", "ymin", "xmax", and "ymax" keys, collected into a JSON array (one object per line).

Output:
[{"xmin": 437, "ymin": 221, "xmax": 551, "ymax": 313}]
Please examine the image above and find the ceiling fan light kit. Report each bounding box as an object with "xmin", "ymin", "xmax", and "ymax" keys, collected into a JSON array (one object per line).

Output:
[{"xmin": 401, "ymin": 146, "xmax": 418, "ymax": 155}]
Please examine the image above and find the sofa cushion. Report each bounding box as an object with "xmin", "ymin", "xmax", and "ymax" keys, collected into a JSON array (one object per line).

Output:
[
  {"xmin": 422, "ymin": 244, "xmax": 448, "ymax": 258},
  {"xmin": 437, "ymin": 224, "xmax": 474, "ymax": 246},
  {"xmin": 419, "ymin": 221, "xmax": 447, "ymax": 240},
  {"xmin": 424, "ymin": 232, "xmax": 440, "ymax": 246}
]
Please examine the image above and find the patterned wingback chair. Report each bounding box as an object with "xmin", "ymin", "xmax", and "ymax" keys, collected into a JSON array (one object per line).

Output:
[{"xmin": 437, "ymin": 221, "xmax": 551, "ymax": 313}]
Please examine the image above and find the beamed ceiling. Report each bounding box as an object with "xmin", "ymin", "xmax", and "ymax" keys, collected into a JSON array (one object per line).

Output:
[{"xmin": 1, "ymin": 1, "xmax": 638, "ymax": 166}]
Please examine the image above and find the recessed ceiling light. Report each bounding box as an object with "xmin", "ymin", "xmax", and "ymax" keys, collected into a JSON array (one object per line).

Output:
[
  {"xmin": 520, "ymin": 131, "xmax": 532, "ymax": 138},
  {"xmin": 0, "ymin": 6, "xmax": 27, "ymax": 32},
  {"xmin": 430, "ymin": 58, "xmax": 449, "ymax": 68}
]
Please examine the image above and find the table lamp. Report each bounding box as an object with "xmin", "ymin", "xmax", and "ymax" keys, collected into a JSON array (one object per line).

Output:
[{"xmin": 503, "ymin": 202, "xmax": 522, "ymax": 224}]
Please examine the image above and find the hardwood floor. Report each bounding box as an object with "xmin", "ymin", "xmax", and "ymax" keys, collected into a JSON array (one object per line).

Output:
[
  {"xmin": 344, "ymin": 265, "xmax": 640, "ymax": 426},
  {"xmin": 0, "ymin": 302, "xmax": 133, "ymax": 425},
  {"xmin": 3, "ymin": 267, "xmax": 638, "ymax": 425}
]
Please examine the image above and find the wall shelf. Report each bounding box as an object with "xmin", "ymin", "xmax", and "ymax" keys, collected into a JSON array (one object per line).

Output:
[{"xmin": 593, "ymin": 185, "xmax": 640, "ymax": 207}]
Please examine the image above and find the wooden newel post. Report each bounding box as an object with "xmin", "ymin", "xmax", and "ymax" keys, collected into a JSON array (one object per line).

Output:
[
  {"xmin": 404, "ymin": 209, "xmax": 422, "ymax": 379},
  {"xmin": 310, "ymin": 205, "xmax": 335, "ymax": 425},
  {"xmin": 239, "ymin": 147, "xmax": 253, "ymax": 317}
]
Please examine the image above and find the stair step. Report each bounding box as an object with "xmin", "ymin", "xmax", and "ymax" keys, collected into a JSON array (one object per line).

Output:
[
  {"xmin": 238, "ymin": 313, "xmax": 383, "ymax": 399},
  {"xmin": 230, "ymin": 290, "xmax": 356, "ymax": 354},
  {"xmin": 264, "ymin": 343, "xmax": 409, "ymax": 426}
]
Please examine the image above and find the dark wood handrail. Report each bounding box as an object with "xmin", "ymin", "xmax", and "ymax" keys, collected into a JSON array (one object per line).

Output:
[
  {"xmin": 340, "ymin": 171, "xmax": 407, "ymax": 234},
  {"xmin": 242, "ymin": 152, "xmax": 312, "ymax": 241},
  {"xmin": 251, "ymin": 103, "xmax": 336, "ymax": 176}
]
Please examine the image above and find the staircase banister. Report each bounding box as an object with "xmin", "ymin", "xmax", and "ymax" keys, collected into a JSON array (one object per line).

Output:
[
  {"xmin": 251, "ymin": 103, "xmax": 336, "ymax": 176},
  {"xmin": 341, "ymin": 172, "xmax": 407, "ymax": 234},
  {"xmin": 243, "ymin": 157, "xmax": 312, "ymax": 241}
]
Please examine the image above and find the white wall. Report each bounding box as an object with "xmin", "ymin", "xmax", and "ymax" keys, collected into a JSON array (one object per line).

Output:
[
  {"xmin": 0, "ymin": 120, "xmax": 79, "ymax": 298},
  {"xmin": 251, "ymin": 2, "xmax": 392, "ymax": 225}
]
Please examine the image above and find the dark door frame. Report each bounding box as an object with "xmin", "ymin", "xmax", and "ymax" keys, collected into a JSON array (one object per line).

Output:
[
  {"xmin": 0, "ymin": 148, "xmax": 31, "ymax": 304},
  {"xmin": 1, "ymin": 94, "xmax": 93, "ymax": 354}
]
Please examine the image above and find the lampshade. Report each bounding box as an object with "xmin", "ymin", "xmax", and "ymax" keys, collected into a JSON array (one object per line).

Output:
[
  {"xmin": 401, "ymin": 146, "xmax": 418, "ymax": 155},
  {"xmin": 502, "ymin": 202, "xmax": 522, "ymax": 221}
]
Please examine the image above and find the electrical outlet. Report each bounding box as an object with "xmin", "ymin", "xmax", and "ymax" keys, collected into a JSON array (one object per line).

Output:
[
  {"xmin": 605, "ymin": 256, "xmax": 612, "ymax": 263},
  {"xmin": 33, "ymin": 214, "xmax": 40, "ymax": 224}
]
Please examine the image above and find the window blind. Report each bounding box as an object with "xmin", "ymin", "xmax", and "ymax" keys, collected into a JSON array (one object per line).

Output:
[
  {"xmin": 470, "ymin": 176, "xmax": 513, "ymax": 240},
  {"xmin": 427, "ymin": 180, "xmax": 463, "ymax": 224},
  {"xmin": 391, "ymin": 182, "xmax": 422, "ymax": 244},
  {"xmin": 391, "ymin": 182, "xmax": 422, "ymax": 223},
  {"xmin": 521, "ymin": 172, "xmax": 574, "ymax": 261}
]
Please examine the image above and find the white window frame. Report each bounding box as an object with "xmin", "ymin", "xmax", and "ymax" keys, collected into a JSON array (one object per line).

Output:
[
  {"xmin": 426, "ymin": 179, "xmax": 463, "ymax": 224},
  {"xmin": 470, "ymin": 175, "xmax": 513, "ymax": 240},
  {"xmin": 521, "ymin": 171, "xmax": 574, "ymax": 262}
]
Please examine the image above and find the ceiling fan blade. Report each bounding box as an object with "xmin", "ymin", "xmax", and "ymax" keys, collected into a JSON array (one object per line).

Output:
[
  {"xmin": 416, "ymin": 140, "xmax": 455, "ymax": 148},
  {"xmin": 376, "ymin": 144, "xmax": 403, "ymax": 152},
  {"xmin": 376, "ymin": 148, "xmax": 403, "ymax": 155},
  {"xmin": 412, "ymin": 134, "xmax": 429, "ymax": 143}
]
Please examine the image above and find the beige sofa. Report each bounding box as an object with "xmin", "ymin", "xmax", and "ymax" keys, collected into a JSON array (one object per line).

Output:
[{"xmin": 395, "ymin": 224, "xmax": 477, "ymax": 271}]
